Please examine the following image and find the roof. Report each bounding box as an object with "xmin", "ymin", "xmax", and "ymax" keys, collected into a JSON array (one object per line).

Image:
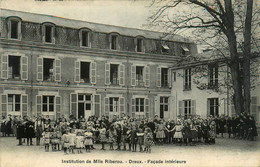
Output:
[{"xmin": 0, "ymin": 8, "xmax": 193, "ymax": 43}]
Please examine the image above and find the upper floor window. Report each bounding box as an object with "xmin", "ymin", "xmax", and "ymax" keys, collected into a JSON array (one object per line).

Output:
[
  {"xmin": 131, "ymin": 65, "xmax": 150, "ymax": 87},
  {"xmin": 105, "ymin": 63, "xmax": 125, "ymax": 86},
  {"xmin": 208, "ymin": 64, "xmax": 218, "ymax": 89},
  {"xmin": 136, "ymin": 38, "xmax": 144, "ymax": 52},
  {"xmin": 136, "ymin": 66, "xmax": 144, "ymax": 87},
  {"xmin": 43, "ymin": 58, "xmax": 55, "ymax": 81},
  {"xmin": 162, "ymin": 44, "xmax": 169, "ymax": 54},
  {"xmin": 1, "ymin": 54, "xmax": 28, "ymax": 81},
  {"xmin": 161, "ymin": 68, "xmax": 168, "ymax": 87},
  {"xmin": 111, "ymin": 35, "xmax": 118, "ymax": 50},
  {"xmin": 79, "ymin": 29, "xmax": 90, "ymax": 47},
  {"xmin": 74, "ymin": 60, "xmax": 96, "ymax": 84},
  {"xmin": 7, "ymin": 17, "xmax": 22, "ymax": 40},
  {"xmin": 42, "ymin": 23, "xmax": 55, "ymax": 43},
  {"xmin": 184, "ymin": 68, "xmax": 191, "ymax": 90}
]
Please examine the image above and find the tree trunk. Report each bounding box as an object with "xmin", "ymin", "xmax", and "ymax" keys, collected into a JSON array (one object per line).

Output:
[{"xmin": 243, "ymin": 0, "xmax": 253, "ymax": 114}]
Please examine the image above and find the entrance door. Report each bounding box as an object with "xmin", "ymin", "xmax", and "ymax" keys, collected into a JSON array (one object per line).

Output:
[
  {"xmin": 78, "ymin": 94, "xmax": 92, "ymax": 120},
  {"xmin": 109, "ymin": 97, "xmax": 119, "ymax": 120},
  {"xmin": 85, "ymin": 94, "xmax": 92, "ymax": 120}
]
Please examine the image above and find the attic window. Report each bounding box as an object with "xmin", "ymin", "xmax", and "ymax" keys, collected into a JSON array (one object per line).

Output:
[
  {"xmin": 42, "ymin": 23, "xmax": 55, "ymax": 43},
  {"xmin": 136, "ymin": 38, "xmax": 143, "ymax": 52},
  {"xmin": 7, "ymin": 18, "xmax": 21, "ymax": 40},
  {"xmin": 80, "ymin": 29, "xmax": 91, "ymax": 47},
  {"xmin": 111, "ymin": 35, "xmax": 118, "ymax": 50},
  {"xmin": 162, "ymin": 44, "xmax": 169, "ymax": 54},
  {"xmin": 181, "ymin": 46, "xmax": 190, "ymax": 55}
]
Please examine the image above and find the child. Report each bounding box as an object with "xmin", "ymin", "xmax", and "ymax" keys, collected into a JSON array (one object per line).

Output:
[
  {"xmin": 68, "ymin": 129, "xmax": 76, "ymax": 153},
  {"xmin": 173, "ymin": 121, "xmax": 183, "ymax": 145},
  {"xmin": 61, "ymin": 130, "xmax": 70, "ymax": 154},
  {"xmin": 42, "ymin": 128, "xmax": 51, "ymax": 152},
  {"xmin": 143, "ymin": 128, "xmax": 153, "ymax": 153},
  {"xmin": 84, "ymin": 128, "xmax": 93, "ymax": 152},
  {"xmin": 130, "ymin": 126, "xmax": 137, "ymax": 152},
  {"xmin": 99, "ymin": 125, "xmax": 107, "ymax": 150},
  {"xmin": 108, "ymin": 126, "xmax": 116, "ymax": 150},
  {"xmin": 136, "ymin": 128, "xmax": 144, "ymax": 152},
  {"xmin": 156, "ymin": 121, "xmax": 165, "ymax": 145},
  {"xmin": 50, "ymin": 130, "xmax": 57, "ymax": 151},
  {"xmin": 56, "ymin": 129, "xmax": 62, "ymax": 151},
  {"xmin": 75, "ymin": 132, "xmax": 84, "ymax": 153}
]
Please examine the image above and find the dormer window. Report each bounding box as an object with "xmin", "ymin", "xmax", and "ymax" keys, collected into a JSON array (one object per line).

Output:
[
  {"xmin": 79, "ymin": 29, "xmax": 91, "ymax": 47},
  {"xmin": 111, "ymin": 35, "xmax": 118, "ymax": 50},
  {"xmin": 162, "ymin": 44, "xmax": 169, "ymax": 54},
  {"xmin": 7, "ymin": 17, "xmax": 22, "ymax": 40},
  {"xmin": 181, "ymin": 46, "xmax": 190, "ymax": 55},
  {"xmin": 42, "ymin": 23, "xmax": 55, "ymax": 43},
  {"xmin": 137, "ymin": 38, "xmax": 144, "ymax": 52}
]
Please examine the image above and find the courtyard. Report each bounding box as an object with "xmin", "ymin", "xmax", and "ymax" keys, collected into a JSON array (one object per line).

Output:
[{"xmin": 0, "ymin": 136, "xmax": 259, "ymax": 167}]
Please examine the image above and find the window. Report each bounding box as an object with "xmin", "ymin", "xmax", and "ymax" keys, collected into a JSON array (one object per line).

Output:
[
  {"xmin": 184, "ymin": 68, "xmax": 191, "ymax": 90},
  {"xmin": 111, "ymin": 35, "xmax": 118, "ymax": 50},
  {"xmin": 161, "ymin": 68, "xmax": 168, "ymax": 87},
  {"xmin": 7, "ymin": 18, "xmax": 21, "ymax": 40},
  {"xmin": 11, "ymin": 20, "xmax": 19, "ymax": 39},
  {"xmin": 80, "ymin": 62, "xmax": 90, "ymax": 83},
  {"xmin": 43, "ymin": 58, "xmax": 54, "ymax": 81},
  {"xmin": 42, "ymin": 23, "xmax": 55, "ymax": 43},
  {"xmin": 181, "ymin": 46, "xmax": 190, "ymax": 55},
  {"xmin": 162, "ymin": 44, "xmax": 169, "ymax": 54},
  {"xmin": 160, "ymin": 97, "xmax": 169, "ymax": 118},
  {"xmin": 8, "ymin": 94, "xmax": 21, "ymax": 112},
  {"xmin": 208, "ymin": 98, "xmax": 219, "ymax": 116},
  {"xmin": 109, "ymin": 97, "xmax": 119, "ymax": 112},
  {"xmin": 208, "ymin": 64, "xmax": 218, "ymax": 88},
  {"xmin": 136, "ymin": 98, "xmax": 144, "ymax": 112},
  {"xmin": 8, "ymin": 55, "xmax": 21, "ymax": 79},
  {"xmin": 184, "ymin": 100, "xmax": 191, "ymax": 118},
  {"xmin": 110, "ymin": 64, "xmax": 119, "ymax": 85},
  {"xmin": 136, "ymin": 66, "xmax": 144, "ymax": 86},
  {"xmin": 137, "ymin": 38, "xmax": 143, "ymax": 52},
  {"xmin": 42, "ymin": 96, "xmax": 54, "ymax": 112},
  {"xmin": 81, "ymin": 30, "xmax": 89, "ymax": 47}
]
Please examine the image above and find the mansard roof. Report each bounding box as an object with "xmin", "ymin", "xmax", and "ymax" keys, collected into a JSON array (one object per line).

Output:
[{"xmin": 0, "ymin": 8, "xmax": 192, "ymax": 43}]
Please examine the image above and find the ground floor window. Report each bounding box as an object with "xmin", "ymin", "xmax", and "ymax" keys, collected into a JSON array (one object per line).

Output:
[
  {"xmin": 208, "ymin": 98, "xmax": 219, "ymax": 116},
  {"xmin": 184, "ymin": 100, "xmax": 191, "ymax": 117},
  {"xmin": 160, "ymin": 97, "xmax": 169, "ymax": 118},
  {"xmin": 136, "ymin": 98, "xmax": 144, "ymax": 112},
  {"xmin": 8, "ymin": 94, "xmax": 21, "ymax": 112},
  {"xmin": 109, "ymin": 97, "xmax": 119, "ymax": 112},
  {"xmin": 42, "ymin": 96, "xmax": 54, "ymax": 112}
]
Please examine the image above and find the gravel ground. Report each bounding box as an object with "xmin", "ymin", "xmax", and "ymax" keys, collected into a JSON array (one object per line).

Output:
[{"xmin": 0, "ymin": 135, "xmax": 259, "ymax": 167}]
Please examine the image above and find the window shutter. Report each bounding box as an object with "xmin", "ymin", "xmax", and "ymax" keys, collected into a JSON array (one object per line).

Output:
[
  {"xmin": 120, "ymin": 97, "xmax": 125, "ymax": 115},
  {"xmin": 144, "ymin": 66, "xmax": 150, "ymax": 87},
  {"xmin": 131, "ymin": 98, "xmax": 136, "ymax": 117},
  {"xmin": 18, "ymin": 21, "xmax": 22, "ymax": 40},
  {"xmin": 42, "ymin": 25, "xmax": 45, "ymax": 42},
  {"xmin": 168, "ymin": 68, "xmax": 172, "ymax": 88},
  {"xmin": 145, "ymin": 98, "xmax": 150, "ymax": 118},
  {"xmin": 104, "ymin": 97, "xmax": 109, "ymax": 116},
  {"xmin": 37, "ymin": 57, "xmax": 43, "ymax": 81},
  {"xmin": 21, "ymin": 94, "xmax": 28, "ymax": 117},
  {"xmin": 90, "ymin": 62, "xmax": 96, "ymax": 84},
  {"xmin": 74, "ymin": 61, "xmax": 80, "ymax": 83},
  {"xmin": 56, "ymin": 96, "xmax": 61, "ymax": 119},
  {"xmin": 1, "ymin": 55, "xmax": 8, "ymax": 79},
  {"xmin": 1, "ymin": 94, "xmax": 7, "ymax": 117},
  {"xmin": 119, "ymin": 64, "xmax": 125, "ymax": 86},
  {"xmin": 131, "ymin": 65, "xmax": 136, "ymax": 86},
  {"xmin": 21, "ymin": 56, "xmax": 28, "ymax": 80},
  {"xmin": 36, "ymin": 95, "xmax": 42, "ymax": 116},
  {"xmin": 94, "ymin": 94, "xmax": 101, "ymax": 117},
  {"xmin": 70, "ymin": 94, "xmax": 77, "ymax": 118},
  {"xmin": 191, "ymin": 100, "xmax": 196, "ymax": 116},
  {"xmin": 156, "ymin": 67, "xmax": 161, "ymax": 87},
  {"xmin": 52, "ymin": 26, "xmax": 55, "ymax": 44},
  {"xmin": 178, "ymin": 101, "xmax": 183, "ymax": 116},
  {"xmin": 55, "ymin": 59, "xmax": 61, "ymax": 82},
  {"xmin": 105, "ymin": 63, "xmax": 110, "ymax": 85},
  {"xmin": 154, "ymin": 96, "xmax": 159, "ymax": 117},
  {"xmin": 207, "ymin": 99, "xmax": 210, "ymax": 116}
]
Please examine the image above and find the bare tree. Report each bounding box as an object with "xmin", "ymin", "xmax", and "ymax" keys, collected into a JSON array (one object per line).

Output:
[{"xmin": 148, "ymin": 0, "xmax": 259, "ymax": 115}]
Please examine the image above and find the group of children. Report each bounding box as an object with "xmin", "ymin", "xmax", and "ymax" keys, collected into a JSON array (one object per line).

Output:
[{"xmin": 41, "ymin": 121, "xmax": 154, "ymax": 154}]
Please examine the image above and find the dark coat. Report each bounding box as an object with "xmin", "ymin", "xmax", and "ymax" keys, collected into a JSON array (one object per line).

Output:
[{"xmin": 25, "ymin": 120, "xmax": 35, "ymax": 138}]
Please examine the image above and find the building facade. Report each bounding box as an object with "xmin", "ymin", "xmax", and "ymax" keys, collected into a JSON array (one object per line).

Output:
[{"xmin": 0, "ymin": 9, "xmax": 197, "ymax": 121}]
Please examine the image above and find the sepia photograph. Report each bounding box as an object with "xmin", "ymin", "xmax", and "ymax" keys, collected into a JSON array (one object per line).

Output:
[{"xmin": 0, "ymin": 0, "xmax": 259, "ymax": 166}]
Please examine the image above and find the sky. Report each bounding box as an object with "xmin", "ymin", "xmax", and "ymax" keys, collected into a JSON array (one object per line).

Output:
[{"xmin": 0, "ymin": 0, "xmax": 154, "ymax": 30}]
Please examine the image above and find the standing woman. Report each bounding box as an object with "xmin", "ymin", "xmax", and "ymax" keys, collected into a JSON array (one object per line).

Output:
[
  {"xmin": 35, "ymin": 116, "xmax": 44, "ymax": 145},
  {"xmin": 1, "ymin": 116, "xmax": 6, "ymax": 137},
  {"xmin": 5, "ymin": 114, "xmax": 13, "ymax": 136},
  {"xmin": 16, "ymin": 116, "xmax": 25, "ymax": 145},
  {"xmin": 25, "ymin": 116, "xmax": 35, "ymax": 146}
]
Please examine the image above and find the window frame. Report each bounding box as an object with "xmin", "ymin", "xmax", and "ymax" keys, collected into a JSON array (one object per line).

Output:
[
  {"xmin": 42, "ymin": 22, "xmax": 55, "ymax": 44},
  {"xmin": 136, "ymin": 66, "xmax": 145, "ymax": 87},
  {"xmin": 183, "ymin": 68, "xmax": 192, "ymax": 91},
  {"xmin": 208, "ymin": 64, "xmax": 219, "ymax": 89},
  {"xmin": 135, "ymin": 98, "xmax": 145, "ymax": 113},
  {"xmin": 79, "ymin": 28, "xmax": 91, "ymax": 48},
  {"xmin": 7, "ymin": 17, "xmax": 22, "ymax": 40},
  {"xmin": 7, "ymin": 94, "xmax": 21, "ymax": 113},
  {"xmin": 42, "ymin": 95, "xmax": 55, "ymax": 114},
  {"xmin": 184, "ymin": 99, "xmax": 191, "ymax": 117}
]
